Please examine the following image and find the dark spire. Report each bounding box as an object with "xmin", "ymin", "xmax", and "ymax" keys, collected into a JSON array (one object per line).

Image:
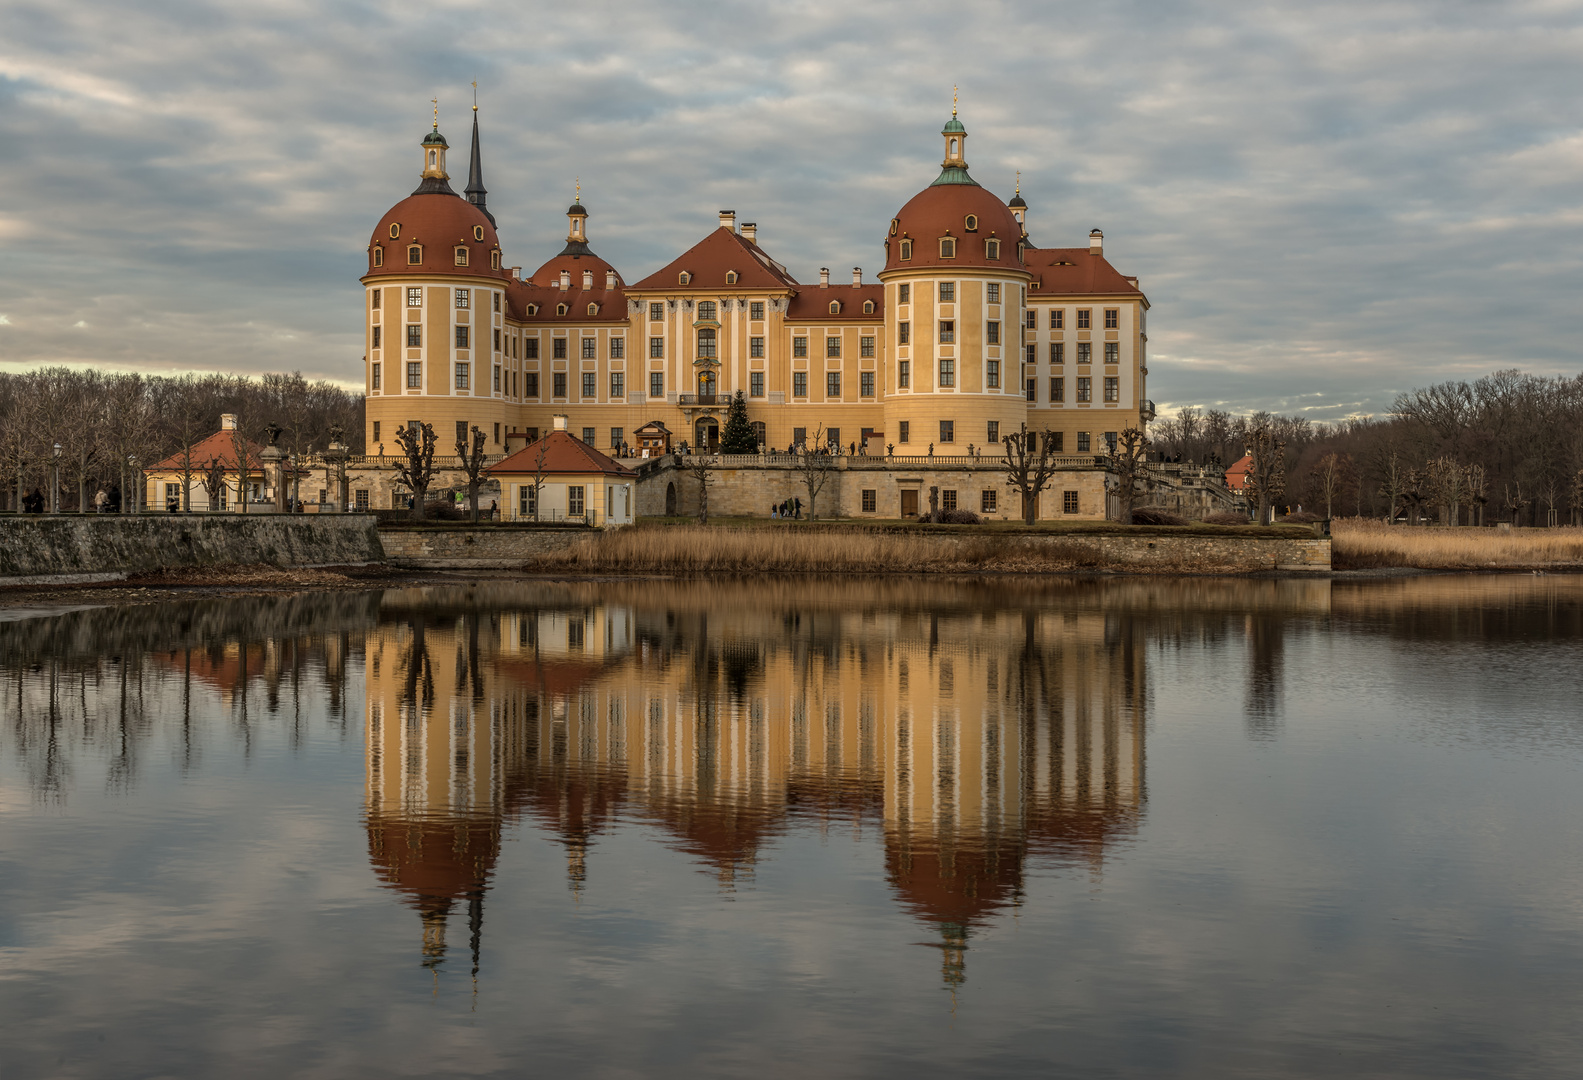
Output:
[{"xmin": 465, "ymin": 99, "xmax": 495, "ymax": 227}]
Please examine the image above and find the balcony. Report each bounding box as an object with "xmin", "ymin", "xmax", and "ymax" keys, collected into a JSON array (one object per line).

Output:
[
  {"xmin": 677, "ymin": 394, "xmax": 726, "ymax": 407},
  {"xmin": 1142, "ymin": 398, "xmax": 1157, "ymax": 421}
]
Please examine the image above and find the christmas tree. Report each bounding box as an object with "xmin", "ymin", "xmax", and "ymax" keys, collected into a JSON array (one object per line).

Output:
[{"xmin": 719, "ymin": 389, "xmax": 758, "ymax": 453}]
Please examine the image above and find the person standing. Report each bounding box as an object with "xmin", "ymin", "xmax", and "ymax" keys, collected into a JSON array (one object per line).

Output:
[
  {"xmin": 794, "ymin": 498, "xmax": 802, "ymax": 519},
  {"xmin": 94, "ymin": 489, "xmax": 109, "ymax": 513}
]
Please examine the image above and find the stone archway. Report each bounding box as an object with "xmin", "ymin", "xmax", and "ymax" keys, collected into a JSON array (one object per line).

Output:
[{"xmin": 665, "ymin": 482, "xmax": 676, "ymax": 516}]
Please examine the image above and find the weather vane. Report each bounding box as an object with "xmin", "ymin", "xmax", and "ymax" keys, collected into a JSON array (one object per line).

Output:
[
  {"xmin": 472, "ymin": 80, "xmax": 477, "ymax": 111},
  {"xmin": 952, "ymin": 85, "xmax": 958, "ymax": 117},
  {"xmin": 575, "ymin": 177, "xmax": 581, "ymax": 202},
  {"xmin": 1015, "ymin": 170, "xmax": 1021, "ymax": 195},
  {"xmin": 431, "ymin": 97, "xmax": 439, "ymax": 129}
]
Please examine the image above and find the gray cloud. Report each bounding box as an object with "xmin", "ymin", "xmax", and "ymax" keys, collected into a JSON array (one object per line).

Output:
[{"xmin": 1, "ymin": 0, "xmax": 1580, "ymax": 419}]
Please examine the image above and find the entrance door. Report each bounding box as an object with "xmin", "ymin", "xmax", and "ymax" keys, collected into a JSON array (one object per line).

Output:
[
  {"xmin": 695, "ymin": 419, "xmax": 719, "ymax": 452},
  {"xmin": 900, "ymin": 489, "xmax": 919, "ymax": 518}
]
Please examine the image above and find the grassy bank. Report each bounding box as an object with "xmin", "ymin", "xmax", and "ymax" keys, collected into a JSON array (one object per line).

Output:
[{"xmin": 1332, "ymin": 519, "xmax": 1583, "ymax": 570}]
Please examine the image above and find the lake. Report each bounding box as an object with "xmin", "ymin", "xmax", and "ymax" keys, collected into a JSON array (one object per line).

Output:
[{"xmin": 2, "ymin": 576, "xmax": 1581, "ymax": 1078}]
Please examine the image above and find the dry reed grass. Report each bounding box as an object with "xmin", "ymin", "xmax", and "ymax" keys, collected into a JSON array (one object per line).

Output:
[{"xmin": 1332, "ymin": 518, "xmax": 1583, "ymax": 570}]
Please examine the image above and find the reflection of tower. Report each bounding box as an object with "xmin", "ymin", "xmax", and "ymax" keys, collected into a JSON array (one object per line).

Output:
[{"xmin": 1244, "ymin": 614, "xmax": 1284, "ymax": 739}]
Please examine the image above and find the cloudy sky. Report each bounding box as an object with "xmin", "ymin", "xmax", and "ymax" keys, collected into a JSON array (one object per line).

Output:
[{"xmin": 2, "ymin": 0, "xmax": 1580, "ymax": 419}]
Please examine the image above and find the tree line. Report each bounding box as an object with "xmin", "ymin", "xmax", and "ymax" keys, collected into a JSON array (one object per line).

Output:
[
  {"xmin": 1150, "ymin": 368, "xmax": 1583, "ymax": 525},
  {"xmin": 0, "ymin": 368, "xmax": 364, "ymax": 512}
]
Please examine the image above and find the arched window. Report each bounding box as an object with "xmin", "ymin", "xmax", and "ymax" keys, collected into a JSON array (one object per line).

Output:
[
  {"xmin": 939, "ymin": 238, "xmax": 956, "ymax": 258},
  {"xmin": 556, "ymin": 303, "xmax": 568, "ymax": 316},
  {"xmin": 587, "ymin": 303, "xmax": 598, "ymax": 316},
  {"xmin": 698, "ymin": 371, "xmax": 716, "ymax": 397},
  {"xmin": 372, "ymin": 247, "xmax": 383, "ymax": 267},
  {"xmin": 965, "ymin": 214, "xmax": 978, "ymax": 232},
  {"xmin": 389, "ymin": 223, "xmax": 401, "ymax": 239},
  {"xmin": 863, "ymin": 300, "xmax": 874, "ymax": 314},
  {"xmin": 829, "ymin": 301, "xmax": 840, "ymax": 314},
  {"xmin": 725, "ymin": 271, "xmax": 738, "ymax": 284},
  {"xmin": 679, "ymin": 272, "xmax": 691, "ymax": 285},
  {"xmin": 949, "ymin": 137, "xmax": 958, "ymax": 155},
  {"xmin": 427, "ymin": 150, "xmax": 436, "ymax": 168},
  {"xmin": 527, "ymin": 304, "xmax": 538, "ymax": 316},
  {"xmin": 473, "ymin": 225, "xmax": 484, "ymax": 241},
  {"xmin": 491, "ymin": 251, "xmax": 500, "ymax": 269},
  {"xmin": 407, "ymin": 245, "xmax": 422, "ymax": 265},
  {"xmin": 900, "ymin": 240, "xmax": 912, "ymax": 261},
  {"xmin": 986, "ymin": 239, "xmax": 1001, "ymax": 259},
  {"xmin": 454, "ymin": 247, "xmax": 468, "ymax": 266}
]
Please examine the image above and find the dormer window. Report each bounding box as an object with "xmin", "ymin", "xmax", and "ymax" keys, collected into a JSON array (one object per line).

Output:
[
  {"xmin": 556, "ymin": 303, "xmax": 568, "ymax": 316},
  {"xmin": 939, "ymin": 238, "xmax": 956, "ymax": 258},
  {"xmin": 829, "ymin": 301, "xmax": 841, "ymax": 315},
  {"xmin": 986, "ymin": 239, "xmax": 1001, "ymax": 259},
  {"xmin": 454, "ymin": 247, "xmax": 469, "ymax": 266},
  {"xmin": 407, "ymin": 245, "xmax": 422, "ymax": 265},
  {"xmin": 889, "ymin": 218, "xmax": 899, "ymax": 235},
  {"xmin": 587, "ymin": 303, "xmax": 599, "ymax": 316},
  {"xmin": 900, "ymin": 240, "xmax": 912, "ymax": 261},
  {"xmin": 527, "ymin": 304, "xmax": 539, "ymax": 316},
  {"xmin": 491, "ymin": 251, "xmax": 501, "ymax": 269},
  {"xmin": 389, "ymin": 223, "xmax": 401, "ymax": 239},
  {"xmin": 473, "ymin": 225, "xmax": 484, "ymax": 241},
  {"xmin": 965, "ymin": 215, "xmax": 978, "ymax": 232},
  {"xmin": 862, "ymin": 300, "xmax": 875, "ymax": 314},
  {"xmin": 372, "ymin": 247, "xmax": 383, "ymax": 267},
  {"xmin": 725, "ymin": 270, "xmax": 738, "ymax": 284},
  {"xmin": 679, "ymin": 272, "xmax": 691, "ymax": 285}
]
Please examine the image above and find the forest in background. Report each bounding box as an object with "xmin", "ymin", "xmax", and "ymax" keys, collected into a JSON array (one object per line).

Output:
[{"xmin": 0, "ymin": 369, "xmax": 363, "ymax": 510}]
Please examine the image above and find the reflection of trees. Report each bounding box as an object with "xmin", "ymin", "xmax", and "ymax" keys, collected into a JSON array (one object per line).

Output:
[{"xmin": 1244, "ymin": 615, "xmax": 1285, "ymax": 740}]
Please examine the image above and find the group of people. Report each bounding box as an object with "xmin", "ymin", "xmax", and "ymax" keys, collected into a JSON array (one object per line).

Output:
[
  {"xmin": 14, "ymin": 486, "xmax": 123, "ymax": 513},
  {"xmin": 771, "ymin": 498, "xmax": 804, "ymax": 520}
]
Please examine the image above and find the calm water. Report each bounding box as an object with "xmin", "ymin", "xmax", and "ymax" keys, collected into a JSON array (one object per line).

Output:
[{"xmin": 2, "ymin": 577, "xmax": 1582, "ymax": 1079}]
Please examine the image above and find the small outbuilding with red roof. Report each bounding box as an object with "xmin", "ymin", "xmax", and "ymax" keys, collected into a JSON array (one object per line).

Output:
[{"xmin": 486, "ymin": 417, "xmax": 637, "ymax": 525}]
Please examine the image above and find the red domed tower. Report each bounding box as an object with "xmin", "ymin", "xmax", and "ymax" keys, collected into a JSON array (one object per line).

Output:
[
  {"xmin": 878, "ymin": 109, "xmax": 1031, "ymax": 456},
  {"xmin": 361, "ymin": 107, "xmax": 514, "ymax": 460}
]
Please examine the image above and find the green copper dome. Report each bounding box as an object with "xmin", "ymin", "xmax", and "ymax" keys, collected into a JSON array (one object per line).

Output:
[
  {"xmin": 422, "ymin": 129, "xmax": 448, "ymax": 147},
  {"xmin": 930, "ymin": 165, "xmax": 979, "ymax": 187},
  {"xmin": 941, "ymin": 117, "xmax": 966, "ymax": 134}
]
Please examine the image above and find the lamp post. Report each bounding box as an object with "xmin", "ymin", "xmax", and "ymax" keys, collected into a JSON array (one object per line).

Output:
[{"xmin": 51, "ymin": 442, "xmax": 61, "ymax": 514}]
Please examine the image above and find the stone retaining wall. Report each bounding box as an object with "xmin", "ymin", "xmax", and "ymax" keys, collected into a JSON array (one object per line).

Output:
[
  {"xmin": 0, "ymin": 515, "xmax": 385, "ymax": 582},
  {"xmin": 377, "ymin": 525, "xmax": 588, "ymax": 568}
]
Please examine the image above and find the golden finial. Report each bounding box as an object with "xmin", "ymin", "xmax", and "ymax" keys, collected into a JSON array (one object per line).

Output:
[
  {"xmin": 952, "ymin": 85, "xmax": 958, "ymax": 117},
  {"xmin": 472, "ymin": 81, "xmax": 477, "ymax": 112},
  {"xmin": 575, "ymin": 177, "xmax": 581, "ymax": 202},
  {"xmin": 431, "ymin": 97, "xmax": 439, "ymax": 129},
  {"xmin": 1015, "ymin": 170, "xmax": 1021, "ymax": 196}
]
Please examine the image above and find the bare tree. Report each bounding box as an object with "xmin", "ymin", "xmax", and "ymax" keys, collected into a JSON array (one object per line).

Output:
[
  {"xmin": 1503, "ymin": 482, "xmax": 1530, "ymax": 526},
  {"xmin": 231, "ymin": 414, "xmax": 259, "ymax": 515},
  {"xmin": 796, "ymin": 423, "xmax": 834, "ymax": 520},
  {"xmin": 393, "ymin": 422, "xmax": 438, "ymax": 520},
  {"xmin": 1309, "ymin": 451, "xmax": 1355, "ymax": 520},
  {"xmin": 1111, "ymin": 426, "xmax": 1150, "ymax": 524},
  {"xmin": 1378, "ymin": 451, "xmax": 1406, "ymax": 524},
  {"xmin": 1243, "ymin": 422, "xmax": 1287, "ymax": 524},
  {"xmin": 201, "ymin": 457, "xmax": 228, "ymax": 512},
  {"xmin": 456, "ymin": 425, "xmax": 487, "ymax": 523},
  {"xmin": 687, "ymin": 454, "xmax": 714, "ymax": 524},
  {"xmin": 1465, "ymin": 464, "xmax": 1488, "ymax": 528},
  {"xmin": 1001, "ymin": 424, "xmax": 1059, "ymax": 525},
  {"xmin": 527, "ymin": 436, "xmax": 549, "ymax": 522}
]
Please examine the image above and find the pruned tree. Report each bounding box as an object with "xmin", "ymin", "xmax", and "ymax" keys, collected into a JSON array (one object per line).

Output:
[
  {"xmin": 527, "ymin": 436, "xmax": 549, "ymax": 522},
  {"xmin": 1400, "ymin": 467, "xmax": 1427, "ymax": 526},
  {"xmin": 1503, "ymin": 482, "xmax": 1530, "ymax": 526},
  {"xmin": 1466, "ymin": 464, "xmax": 1488, "ymax": 528},
  {"xmin": 1001, "ymin": 424, "xmax": 1059, "ymax": 525},
  {"xmin": 456, "ymin": 424, "xmax": 487, "ymax": 523},
  {"xmin": 393, "ymin": 422, "xmax": 438, "ymax": 520},
  {"xmin": 201, "ymin": 457, "xmax": 228, "ymax": 512},
  {"xmin": 796, "ymin": 422, "xmax": 834, "ymax": 520},
  {"xmin": 1111, "ymin": 426, "xmax": 1151, "ymax": 525},
  {"xmin": 688, "ymin": 454, "xmax": 714, "ymax": 524},
  {"xmin": 719, "ymin": 390, "xmax": 757, "ymax": 454},
  {"xmin": 1569, "ymin": 469, "xmax": 1583, "ymax": 528},
  {"xmin": 1243, "ymin": 422, "xmax": 1287, "ymax": 524}
]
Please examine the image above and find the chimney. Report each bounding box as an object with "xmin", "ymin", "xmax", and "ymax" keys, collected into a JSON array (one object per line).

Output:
[
  {"xmin": 819, "ymin": 267, "xmax": 830, "ymax": 288},
  {"xmin": 606, "ymin": 270, "xmax": 618, "ymax": 289},
  {"xmin": 559, "ymin": 270, "xmax": 570, "ymax": 289},
  {"xmin": 1089, "ymin": 229, "xmax": 1103, "ymax": 256},
  {"xmin": 741, "ymin": 222, "xmax": 757, "ymax": 243},
  {"xmin": 582, "ymin": 270, "xmax": 593, "ymax": 290},
  {"xmin": 553, "ymin": 414, "xmax": 568, "ymax": 431},
  {"xmin": 852, "ymin": 267, "xmax": 862, "ymax": 287},
  {"xmin": 719, "ymin": 209, "xmax": 736, "ymax": 231},
  {"xmin": 221, "ymin": 413, "xmax": 238, "ymax": 431}
]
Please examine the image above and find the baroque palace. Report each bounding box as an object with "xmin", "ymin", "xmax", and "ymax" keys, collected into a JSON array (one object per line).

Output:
[{"xmin": 362, "ymin": 102, "xmax": 1155, "ymax": 472}]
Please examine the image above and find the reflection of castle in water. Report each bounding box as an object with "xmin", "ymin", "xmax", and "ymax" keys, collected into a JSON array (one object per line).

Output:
[{"xmin": 363, "ymin": 582, "xmax": 1156, "ymax": 985}]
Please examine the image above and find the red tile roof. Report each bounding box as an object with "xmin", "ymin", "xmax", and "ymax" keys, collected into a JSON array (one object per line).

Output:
[
  {"xmin": 882, "ymin": 182, "xmax": 1027, "ymax": 275},
  {"xmin": 365, "ymin": 192, "xmax": 507, "ymax": 283},
  {"xmin": 1024, "ymin": 247, "xmax": 1145, "ymax": 298},
  {"xmin": 1224, "ymin": 453, "xmax": 1253, "ymax": 492},
  {"xmin": 486, "ymin": 430, "xmax": 637, "ymax": 477},
  {"xmin": 504, "ymin": 278, "xmax": 628, "ymax": 324},
  {"xmin": 785, "ymin": 284, "xmax": 884, "ymax": 323},
  {"xmin": 147, "ymin": 429, "xmax": 264, "ymax": 472},
  {"xmin": 628, "ymin": 227, "xmax": 799, "ymax": 291}
]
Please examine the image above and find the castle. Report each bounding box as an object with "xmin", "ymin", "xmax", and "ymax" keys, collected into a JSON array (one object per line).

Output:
[{"xmin": 361, "ymin": 101, "xmax": 1155, "ymax": 480}]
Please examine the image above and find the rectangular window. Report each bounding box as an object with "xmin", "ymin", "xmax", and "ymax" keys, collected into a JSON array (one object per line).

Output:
[
  {"xmin": 372, "ymin": 363, "xmax": 381, "ymax": 390},
  {"xmin": 898, "ymin": 283, "xmax": 910, "ymax": 304},
  {"xmin": 493, "ymin": 365, "xmax": 500, "ymax": 392},
  {"xmin": 793, "ymin": 337, "xmax": 808, "ymax": 358},
  {"xmin": 610, "ymin": 337, "xmax": 625, "ymax": 359},
  {"xmin": 406, "ymin": 362, "xmax": 421, "ymax": 388},
  {"xmin": 493, "ymin": 293, "xmax": 500, "ymax": 313},
  {"xmin": 899, "ymin": 420, "xmax": 910, "ymax": 444},
  {"xmin": 1105, "ymin": 308, "xmax": 1119, "ymax": 330},
  {"xmin": 1104, "ymin": 431, "xmax": 1118, "ymax": 453},
  {"xmin": 524, "ymin": 338, "xmax": 539, "ymax": 359},
  {"xmin": 372, "ymin": 421, "xmax": 381, "ymax": 443},
  {"xmin": 519, "ymin": 484, "xmax": 536, "ymax": 518},
  {"xmin": 1052, "ymin": 431, "xmax": 1064, "ymax": 452},
  {"xmin": 827, "ymin": 428, "xmax": 841, "ymax": 450},
  {"xmin": 407, "ymin": 287, "xmax": 422, "ymax": 307},
  {"xmin": 649, "ymin": 337, "xmax": 664, "ymax": 359},
  {"xmin": 987, "ymin": 360, "xmax": 1000, "ymax": 388},
  {"xmin": 1026, "ymin": 378, "xmax": 1036, "ymax": 402},
  {"xmin": 372, "ymin": 326, "xmax": 381, "ymax": 348},
  {"xmin": 407, "ymin": 325, "xmax": 421, "ymax": 348},
  {"xmin": 940, "ymin": 238, "xmax": 956, "ymax": 258},
  {"xmin": 826, "ymin": 336, "xmax": 841, "ymax": 358},
  {"xmin": 582, "ymin": 337, "xmax": 597, "ymax": 360},
  {"xmin": 1077, "ymin": 377, "xmax": 1092, "ymax": 403},
  {"xmin": 455, "ymin": 325, "xmax": 469, "ymax": 348},
  {"xmin": 1051, "ymin": 309, "xmax": 1063, "ymax": 329},
  {"xmin": 941, "ymin": 490, "xmax": 957, "ymax": 511},
  {"xmin": 987, "ymin": 421, "xmax": 999, "ymax": 443},
  {"xmin": 610, "ymin": 427, "xmax": 624, "ymax": 448},
  {"xmin": 750, "ymin": 301, "xmax": 765, "ymax": 321},
  {"xmin": 1077, "ymin": 342, "xmax": 1092, "ymax": 364},
  {"xmin": 610, "ymin": 372, "xmax": 625, "ymax": 398},
  {"xmin": 939, "ymin": 321, "xmax": 955, "ymax": 344},
  {"xmin": 860, "ymin": 371, "xmax": 875, "ymax": 397},
  {"xmin": 1025, "ymin": 310, "xmax": 1036, "ymax": 330},
  {"xmin": 1026, "ymin": 343, "xmax": 1036, "ymax": 364},
  {"xmin": 861, "ymin": 489, "xmax": 877, "ymax": 513},
  {"xmin": 1051, "ymin": 377, "xmax": 1064, "ymax": 402},
  {"xmin": 455, "ymin": 420, "xmax": 468, "ymax": 445},
  {"xmin": 454, "ymin": 363, "xmax": 469, "ymax": 389},
  {"xmin": 568, "ymin": 486, "xmax": 585, "ymax": 516},
  {"xmin": 940, "ymin": 420, "xmax": 954, "ymax": 443},
  {"xmin": 1063, "ymin": 490, "xmax": 1079, "ymax": 514},
  {"xmin": 939, "ymin": 282, "xmax": 955, "ymax": 303},
  {"xmin": 793, "ymin": 371, "xmax": 808, "ymax": 397},
  {"xmin": 981, "ymin": 490, "xmax": 997, "ymax": 513},
  {"xmin": 553, "ymin": 338, "xmax": 567, "ymax": 360},
  {"xmin": 582, "ymin": 372, "xmax": 597, "ymax": 398},
  {"xmin": 750, "ymin": 371, "xmax": 765, "ymax": 397},
  {"xmin": 372, "ymin": 291, "xmax": 381, "ymax": 310},
  {"xmin": 860, "ymin": 336, "xmax": 875, "ymax": 358},
  {"xmin": 987, "ymin": 283, "xmax": 1000, "ymax": 304},
  {"xmin": 939, "ymin": 358, "xmax": 955, "ymax": 387},
  {"xmin": 1105, "ymin": 342, "xmax": 1120, "ymax": 364},
  {"xmin": 826, "ymin": 372, "xmax": 841, "ymax": 397},
  {"xmin": 987, "ymin": 321, "xmax": 1000, "ymax": 345},
  {"xmin": 355, "ymin": 489, "xmax": 369, "ymax": 511},
  {"xmin": 524, "ymin": 372, "xmax": 539, "ymax": 398},
  {"xmin": 649, "ymin": 372, "xmax": 664, "ymax": 398},
  {"xmin": 1104, "ymin": 376, "xmax": 1119, "ymax": 402},
  {"xmin": 750, "ymin": 336, "xmax": 764, "ymax": 358},
  {"xmin": 698, "ymin": 301, "xmax": 716, "ymax": 321},
  {"xmin": 649, "ymin": 302, "xmax": 664, "ymax": 322},
  {"xmin": 1077, "ymin": 432, "xmax": 1091, "ymax": 452},
  {"xmin": 553, "ymin": 372, "xmax": 567, "ymax": 398},
  {"xmin": 898, "ymin": 361, "xmax": 910, "ymax": 388},
  {"xmin": 792, "ymin": 426, "xmax": 807, "ymax": 448},
  {"xmin": 1077, "ymin": 309, "xmax": 1091, "ymax": 329},
  {"xmin": 900, "ymin": 240, "xmax": 912, "ymax": 260},
  {"xmin": 696, "ymin": 329, "xmax": 716, "ymax": 359},
  {"xmin": 581, "ymin": 427, "xmax": 595, "ymax": 445},
  {"xmin": 1052, "ymin": 343, "xmax": 1064, "ymax": 364},
  {"xmin": 455, "ymin": 289, "xmax": 469, "ymax": 308},
  {"xmin": 898, "ymin": 321, "xmax": 910, "ymax": 345}
]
